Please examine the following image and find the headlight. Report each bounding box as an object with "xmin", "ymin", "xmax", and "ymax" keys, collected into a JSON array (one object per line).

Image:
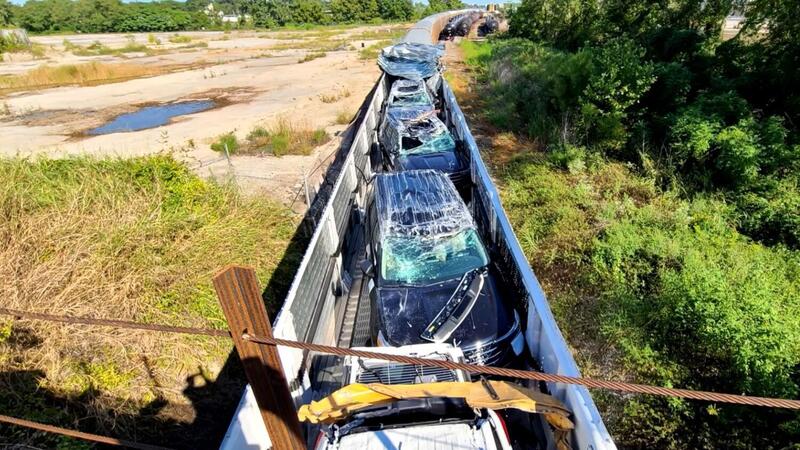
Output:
[
  {"xmin": 376, "ymin": 330, "xmax": 389, "ymax": 347},
  {"xmin": 511, "ymin": 330, "xmax": 525, "ymax": 356}
]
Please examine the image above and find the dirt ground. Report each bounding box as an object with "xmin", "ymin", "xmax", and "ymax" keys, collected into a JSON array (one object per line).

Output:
[{"xmin": 0, "ymin": 26, "xmax": 404, "ymax": 207}]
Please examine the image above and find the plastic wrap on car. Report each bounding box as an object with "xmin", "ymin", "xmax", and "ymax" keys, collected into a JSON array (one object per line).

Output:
[
  {"xmin": 375, "ymin": 170, "xmax": 474, "ymax": 239},
  {"xmin": 377, "ymin": 43, "xmax": 446, "ymax": 80},
  {"xmin": 380, "ymin": 110, "xmax": 456, "ymax": 157},
  {"xmin": 387, "ymin": 79, "xmax": 435, "ymax": 108}
]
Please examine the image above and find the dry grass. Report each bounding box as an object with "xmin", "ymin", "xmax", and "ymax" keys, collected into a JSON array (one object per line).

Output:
[
  {"xmin": 319, "ymin": 87, "xmax": 351, "ymax": 103},
  {"xmin": 63, "ymin": 39, "xmax": 151, "ymax": 56},
  {"xmin": 335, "ymin": 108, "xmax": 353, "ymax": 125},
  {"xmin": 0, "ymin": 155, "xmax": 301, "ymax": 447},
  {"xmin": 298, "ymin": 51, "xmax": 326, "ymax": 63},
  {"xmin": 348, "ymin": 27, "xmax": 407, "ymax": 41},
  {"xmin": 269, "ymin": 38, "xmax": 349, "ymax": 52},
  {"xmin": 168, "ymin": 34, "xmax": 193, "ymax": 44},
  {"xmin": 0, "ymin": 62, "xmax": 162, "ymax": 92}
]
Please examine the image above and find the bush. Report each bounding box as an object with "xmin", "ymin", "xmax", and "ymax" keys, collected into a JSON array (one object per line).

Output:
[
  {"xmin": 592, "ymin": 196, "xmax": 800, "ymax": 448},
  {"xmin": 210, "ymin": 132, "xmax": 239, "ymax": 154}
]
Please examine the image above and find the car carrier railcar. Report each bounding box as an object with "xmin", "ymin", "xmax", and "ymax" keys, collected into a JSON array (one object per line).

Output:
[{"xmin": 221, "ymin": 10, "xmax": 616, "ymax": 450}]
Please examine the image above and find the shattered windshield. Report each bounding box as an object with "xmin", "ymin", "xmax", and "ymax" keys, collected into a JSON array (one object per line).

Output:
[
  {"xmin": 381, "ymin": 229, "xmax": 488, "ymax": 285},
  {"xmin": 400, "ymin": 125, "xmax": 456, "ymax": 156},
  {"xmin": 382, "ymin": 112, "xmax": 456, "ymax": 157},
  {"xmin": 388, "ymin": 80, "xmax": 433, "ymax": 108}
]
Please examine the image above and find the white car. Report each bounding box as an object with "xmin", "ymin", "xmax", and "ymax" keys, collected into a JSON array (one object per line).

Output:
[{"xmin": 306, "ymin": 345, "xmax": 515, "ymax": 450}]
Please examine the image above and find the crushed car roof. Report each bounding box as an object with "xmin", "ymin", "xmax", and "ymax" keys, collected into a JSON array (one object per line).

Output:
[
  {"xmin": 377, "ymin": 42, "xmax": 445, "ymax": 80},
  {"xmin": 375, "ymin": 170, "xmax": 473, "ymax": 239}
]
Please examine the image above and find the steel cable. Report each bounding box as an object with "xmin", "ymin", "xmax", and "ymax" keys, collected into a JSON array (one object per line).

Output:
[
  {"xmin": 0, "ymin": 307, "xmax": 229, "ymax": 337},
  {"xmin": 3, "ymin": 307, "xmax": 799, "ymax": 410},
  {"xmin": 243, "ymin": 334, "xmax": 800, "ymax": 410},
  {"xmin": 0, "ymin": 414, "xmax": 174, "ymax": 450}
]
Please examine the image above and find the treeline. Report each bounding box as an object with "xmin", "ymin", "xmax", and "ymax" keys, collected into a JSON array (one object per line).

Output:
[
  {"xmin": 467, "ymin": 0, "xmax": 799, "ymax": 448},
  {"xmin": 0, "ymin": 0, "xmax": 462, "ymax": 33}
]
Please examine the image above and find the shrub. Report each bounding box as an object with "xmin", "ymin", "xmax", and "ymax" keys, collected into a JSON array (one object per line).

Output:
[
  {"xmin": 210, "ymin": 132, "xmax": 239, "ymax": 154},
  {"xmin": 335, "ymin": 109, "xmax": 352, "ymax": 125},
  {"xmin": 592, "ymin": 196, "xmax": 800, "ymax": 448}
]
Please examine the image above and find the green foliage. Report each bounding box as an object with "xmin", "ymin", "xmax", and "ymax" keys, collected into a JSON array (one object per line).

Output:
[
  {"xmin": 471, "ymin": 0, "xmax": 800, "ymax": 446},
  {"xmin": 508, "ymin": 0, "xmax": 599, "ymax": 51},
  {"xmin": 592, "ymin": 195, "xmax": 800, "ymax": 448},
  {"xmin": 0, "ymin": 0, "xmax": 12, "ymax": 26},
  {"xmin": 376, "ymin": 0, "xmax": 413, "ymax": 21},
  {"xmin": 580, "ymin": 37, "xmax": 655, "ymax": 151},
  {"xmin": 330, "ymin": 0, "xmax": 378, "ymax": 23},
  {"xmin": 210, "ymin": 132, "xmax": 239, "ymax": 154},
  {"xmin": 14, "ymin": 0, "xmax": 210, "ymax": 33},
  {"xmin": 498, "ymin": 149, "xmax": 800, "ymax": 448},
  {"xmin": 0, "ymin": 33, "xmax": 30, "ymax": 55},
  {"xmin": 423, "ymin": 0, "xmax": 463, "ymax": 15}
]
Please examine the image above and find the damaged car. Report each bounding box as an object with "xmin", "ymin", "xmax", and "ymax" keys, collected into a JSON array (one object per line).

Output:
[
  {"xmin": 376, "ymin": 79, "xmax": 470, "ymax": 191},
  {"xmin": 361, "ymin": 170, "xmax": 523, "ymax": 367}
]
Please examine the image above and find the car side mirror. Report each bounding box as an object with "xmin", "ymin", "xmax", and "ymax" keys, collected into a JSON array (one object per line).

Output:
[{"xmin": 360, "ymin": 260, "xmax": 374, "ymax": 278}]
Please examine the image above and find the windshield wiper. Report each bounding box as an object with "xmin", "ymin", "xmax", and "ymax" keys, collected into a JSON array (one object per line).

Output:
[{"xmin": 420, "ymin": 267, "xmax": 487, "ymax": 343}]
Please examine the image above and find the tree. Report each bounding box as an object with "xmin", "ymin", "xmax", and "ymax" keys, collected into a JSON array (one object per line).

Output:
[
  {"xmin": 508, "ymin": 0, "xmax": 599, "ymax": 51},
  {"xmin": 424, "ymin": 0, "xmax": 463, "ymax": 15},
  {"xmin": 377, "ymin": 0, "xmax": 413, "ymax": 21},
  {"xmin": 0, "ymin": 0, "xmax": 12, "ymax": 26},
  {"xmin": 330, "ymin": 0, "xmax": 378, "ymax": 22},
  {"xmin": 72, "ymin": 0, "xmax": 123, "ymax": 33},
  {"xmin": 292, "ymin": 0, "xmax": 328, "ymax": 24}
]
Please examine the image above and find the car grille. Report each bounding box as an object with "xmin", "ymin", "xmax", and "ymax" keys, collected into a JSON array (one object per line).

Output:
[
  {"xmin": 462, "ymin": 341, "xmax": 511, "ymax": 367},
  {"xmin": 355, "ymin": 363, "xmax": 458, "ymax": 385}
]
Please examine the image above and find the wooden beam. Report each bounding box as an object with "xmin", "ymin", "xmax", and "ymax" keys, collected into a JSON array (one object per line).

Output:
[{"xmin": 213, "ymin": 265, "xmax": 305, "ymax": 450}]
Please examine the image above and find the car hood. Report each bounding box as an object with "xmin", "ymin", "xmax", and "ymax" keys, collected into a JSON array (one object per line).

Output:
[{"xmin": 376, "ymin": 274, "xmax": 514, "ymax": 347}]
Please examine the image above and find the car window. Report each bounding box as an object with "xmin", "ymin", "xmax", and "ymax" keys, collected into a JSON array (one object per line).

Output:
[{"xmin": 381, "ymin": 228, "xmax": 488, "ymax": 285}]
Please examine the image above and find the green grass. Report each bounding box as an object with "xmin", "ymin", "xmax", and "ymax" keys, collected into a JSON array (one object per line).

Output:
[
  {"xmin": 248, "ymin": 119, "xmax": 331, "ymax": 156},
  {"xmin": 0, "ymin": 155, "xmax": 302, "ymax": 447},
  {"xmin": 359, "ymin": 39, "xmax": 391, "ymax": 60},
  {"xmin": 210, "ymin": 132, "xmax": 239, "ymax": 154},
  {"xmin": 460, "ymin": 40, "xmax": 492, "ymax": 66}
]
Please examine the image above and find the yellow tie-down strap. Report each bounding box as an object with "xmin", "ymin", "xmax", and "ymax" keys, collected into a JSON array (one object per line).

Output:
[{"xmin": 298, "ymin": 380, "xmax": 574, "ymax": 447}]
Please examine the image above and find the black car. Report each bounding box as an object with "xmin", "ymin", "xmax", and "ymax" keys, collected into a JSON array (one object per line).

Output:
[
  {"xmin": 361, "ymin": 170, "xmax": 523, "ymax": 366},
  {"xmin": 376, "ymin": 80, "xmax": 471, "ymax": 192}
]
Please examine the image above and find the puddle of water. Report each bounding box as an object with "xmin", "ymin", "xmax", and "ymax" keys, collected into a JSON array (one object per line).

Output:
[{"xmin": 88, "ymin": 100, "xmax": 215, "ymax": 135}]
